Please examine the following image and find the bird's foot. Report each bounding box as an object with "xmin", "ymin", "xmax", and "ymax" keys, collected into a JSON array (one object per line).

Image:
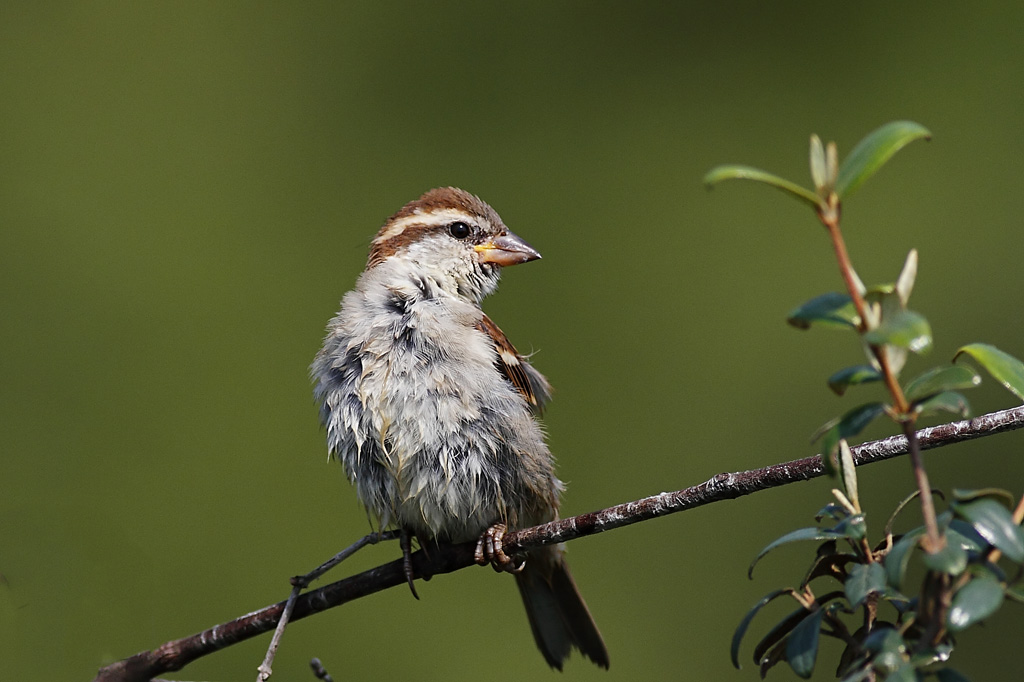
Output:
[
  {"xmin": 399, "ymin": 529, "xmax": 419, "ymax": 599},
  {"xmin": 474, "ymin": 523, "xmax": 526, "ymax": 574}
]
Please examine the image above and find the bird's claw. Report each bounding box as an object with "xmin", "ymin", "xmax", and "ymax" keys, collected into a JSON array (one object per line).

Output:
[
  {"xmin": 399, "ymin": 529, "xmax": 419, "ymax": 599},
  {"xmin": 474, "ymin": 523, "xmax": 526, "ymax": 574}
]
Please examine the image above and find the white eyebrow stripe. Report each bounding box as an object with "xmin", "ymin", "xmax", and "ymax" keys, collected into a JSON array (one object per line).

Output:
[{"xmin": 373, "ymin": 208, "xmax": 479, "ymax": 243}]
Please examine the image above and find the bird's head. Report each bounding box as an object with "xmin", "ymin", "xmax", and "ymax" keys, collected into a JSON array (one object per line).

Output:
[{"xmin": 367, "ymin": 187, "xmax": 541, "ymax": 302}]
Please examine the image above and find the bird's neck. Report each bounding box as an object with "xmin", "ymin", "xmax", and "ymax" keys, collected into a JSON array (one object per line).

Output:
[{"xmin": 368, "ymin": 254, "xmax": 500, "ymax": 305}]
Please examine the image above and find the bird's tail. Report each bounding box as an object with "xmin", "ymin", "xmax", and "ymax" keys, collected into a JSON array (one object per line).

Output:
[{"xmin": 515, "ymin": 546, "xmax": 609, "ymax": 670}]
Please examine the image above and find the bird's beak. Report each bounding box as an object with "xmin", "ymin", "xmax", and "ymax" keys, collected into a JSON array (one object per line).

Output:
[{"xmin": 474, "ymin": 231, "xmax": 542, "ymax": 266}]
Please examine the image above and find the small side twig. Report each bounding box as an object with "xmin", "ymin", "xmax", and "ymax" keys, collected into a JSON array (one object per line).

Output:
[
  {"xmin": 309, "ymin": 658, "xmax": 334, "ymax": 682},
  {"xmin": 255, "ymin": 584, "xmax": 299, "ymax": 682},
  {"xmin": 256, "ymin": 530, "xmax": 399, "ymax": 681},
  {"xmin": 294, "ymin": 529, "xmax": 401, "ymax": 589},
  {"xmin": 92, "ymin": 405, "xmax": 1024, "ymax": 682}
]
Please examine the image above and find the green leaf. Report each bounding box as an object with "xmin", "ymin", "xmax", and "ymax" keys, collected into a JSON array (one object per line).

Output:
[
  {"xmin": 788, "ymin": 292, "xmax": 858, "ymax": 330},
  {"xmin": 815, "ymin": 403, "xmax": 887, "ymax": 464},
  {"xmin": 862, "ymin": 627, "xmax": 907, "ymax": 674},
  {"xmin": 953, "ymin": 498, "xmax": 1024, "ymax": 562},
  {"xmin": 909, "ymin": 642, "xmax": 954, "ymax": 669},
  {"xmin": 894, "ymin": 249, "xmax": 918, "ymax": 306},
  {"xmin": 749, "ymin": 527, "xmax": 851, "ymax": 578},
  {"xmin": 952, "ymin": 487, "xmax": 1016, "ymax": 505},
  {"xmin": 954, "ymin": 343, "xmax": 1024, "ymax": 402},
  {"xmin": 867, "ymin": 290, "xmax": 911, "ymax": 373},
  {"xmin": 884, "ymin": 664, "xmax": 918, "ymax": 682},
  {"xmin": 915, "ymin": 391, "xmax": 970, "ymax": 419},
  {"xmin": 862, "ymin": 625, "xmax": 904, "ymax": 653},
  {"xmin": 947, "ymin": 576, "xmax": 1005, "ymax": 632},
  {"xmin": 877, "ymin": 341, "xmax": 910, "ymax": 379},
  {"xmin": 731, "ymin": 588, "xmax": 795, "ymax": 668},
  {"xmin": 922, "ymin": 541, "xmax": 968, "ymax": 576},
  {"xmin": 835, "ymin": 121, "xmax": 932, "ymax": 199},
  {"xmin": 886, "ymin": 512, "xmax": 957, "ymax": 590},
  {"xmin": 758, "ymin": 636, "xmax": 790, "ymax": 678},
  {"xmin": 885, "ymin": 529, "xmax": 923, "ymax": 591},
  {"xmin": 816, "ymin": 503, "xmax": 847, "ymax": 522},
  {"xmin": 754, "ymin": 606, "xmax": 813, "ymax": 666},
  {"xmin": 838, "ymin": 440, "xmax": 860, "ymax": 512},
  {"xmin": 828, "ymin": 365, "xmax": 882, "ymax": 396},
  {"xmin": 703, "ymin": 164, "xmax": 822, "ymax": 208},
  {"xmin": 814, "ymin": 403, "xmax": 889, "ymax": 444},
  {"xmin": 826, "ymin": 142, "xmax": 838, "ymax": 191},
  {"xmin": 863, "ymin": 309, "xmax": 932, "ymax": 354},
  {"xmin": 845, "ymin": 561, "xmax": 888, "ymax": 607},
  {"xmin": 839, "ymin": 665, "xmax": 875, "ymax": 682},
  {"xmin": 947, "ymin": 519, "xmax": 986, "ymax": 553},
  {"xmin": 904, "ymin": 365, "xmax": 981, "ymax": 403},
  {"xmin": 801, "ymin": 546, "xmax": 857, "ymax": 588},
  {"xmin": 833, "ymin": 514, "xmax": 868, "ymax": 541},
  {"xmin": 786, "ymin": 607, "xmax": 825, "ymax": 679},
  {"xmin": 810, "ymin": 135, "xmax": 827, "ymax": 192}
]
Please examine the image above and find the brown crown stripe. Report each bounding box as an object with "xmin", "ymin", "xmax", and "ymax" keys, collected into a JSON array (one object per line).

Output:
[{"xmin": 366, "ymin": 187, "xmax": 507, "ymax": 268}]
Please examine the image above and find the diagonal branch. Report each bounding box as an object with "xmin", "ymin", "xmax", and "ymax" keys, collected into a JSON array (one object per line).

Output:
[{"xmin": 92, "ymin": 405, "xmax": 1024, "ymax": 682}]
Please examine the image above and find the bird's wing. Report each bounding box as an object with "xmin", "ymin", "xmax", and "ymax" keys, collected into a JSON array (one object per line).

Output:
[{"xmin": 476, "ymin": 313, "xmax": 552, "ymax": 414}]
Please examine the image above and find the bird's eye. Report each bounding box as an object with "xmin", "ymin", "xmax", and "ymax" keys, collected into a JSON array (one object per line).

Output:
[{"xmin": 448, "ymin": 221, "xmax": 471, "ymax": 239}]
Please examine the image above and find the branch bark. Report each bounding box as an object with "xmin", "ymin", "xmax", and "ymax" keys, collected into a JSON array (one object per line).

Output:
[{"xmin": 92, "ymin": 405, "xmax": 1024, "ymax": 682}]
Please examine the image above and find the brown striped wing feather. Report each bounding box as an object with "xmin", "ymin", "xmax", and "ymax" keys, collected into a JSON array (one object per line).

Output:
[{"xmin": 475, "ymin": 313, "xmax": 552, "ymax": 414}]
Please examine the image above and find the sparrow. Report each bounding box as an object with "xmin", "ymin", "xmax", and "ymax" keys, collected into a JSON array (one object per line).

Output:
[{"xmin": 311, "ymin": 187, "xmax": 608, "ymax": 670}]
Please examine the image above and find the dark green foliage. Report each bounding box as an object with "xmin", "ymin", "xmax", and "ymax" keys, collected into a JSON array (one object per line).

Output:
[
  {"xmin": 862, "ymin": 310, "xmax": 932, "ymax": 355},
  {"xmin": 787, "ymin": 607, "xmax": 827, "ymax": 678},
  {"xmin": 711, "ymin": 122, "xmax": 1024, "ymax": 680},
  {"xmin": 946, "ymin": 576, "xmax": 1004, "ymax": 632},
  {"xmin": 814, "ymin": 404, "xmax": 886, "ymax": 476},
  {"xmin": 834, "ymin": 121, "xmax": 932, "ymax": 199},
  {"xmin": 955, "ymin": 344, "xmax": 1024, "ymax": 402},
  {"xmin": 951, "ymin": 497, "xmax": 1024, "ymax": 563},
  {"xmin": 903, "ymin": 367, "xmax": 980, "ymax": 404},
  {"xmin": 733, "ymin": 486, "xmax": 1024, "ymax": 680},
  {"xmin": 788, "ymin": 293, "xmax": 858, "ymax": 330},
  {"xmin": 828, "ymin": 366, "xmax": 883, "ymax": 397}
]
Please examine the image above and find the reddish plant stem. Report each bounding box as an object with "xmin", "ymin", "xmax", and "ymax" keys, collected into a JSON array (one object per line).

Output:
[
  {"xmin": 817, "ymin": 196, "xmax": 942, "ymax": 553},
  {"xmin": 902, "ymin": 421, "xmax": 943, "ymax": 553}
]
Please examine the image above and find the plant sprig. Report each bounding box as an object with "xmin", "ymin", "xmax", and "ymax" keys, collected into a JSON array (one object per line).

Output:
[{"xmin": 707, "ymin": 121, "xmax": 1024, "ymax": 681}]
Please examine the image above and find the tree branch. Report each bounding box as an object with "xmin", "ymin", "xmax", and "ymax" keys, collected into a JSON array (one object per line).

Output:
[{"xmin": 92, "ymin": 405, "xmax": 1024, "ymax": 682}]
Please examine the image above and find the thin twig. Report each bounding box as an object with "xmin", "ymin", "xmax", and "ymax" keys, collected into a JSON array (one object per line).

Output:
[
  {"xmin": 256, "ymin": 585, "xmax": 300, "ymax": 682},
  {"xmin": 294, "ymin": 530, "xmax": 401, "ymax": 589},
  {"xmin": 255, "ymin": 530, "xmax": 399, "ymax": 681},
  {"xmin": 309, "ymin": 658, "xmax": 334, "ymax": 682},
  {"xmin": 92, "ymin": 405, "xmax": 1024, "ymax": 682}
]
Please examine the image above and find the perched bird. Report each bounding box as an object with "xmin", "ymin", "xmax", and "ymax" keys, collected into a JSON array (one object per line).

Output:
[{"xmin": 311, "ymin": 187, "xmax": 608, "ymax": 670}]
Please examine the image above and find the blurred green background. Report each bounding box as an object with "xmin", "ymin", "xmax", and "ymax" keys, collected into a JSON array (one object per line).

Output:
[{"xmin": 3, "ymin": 2, "xmax": 1023, "ymax": 680}]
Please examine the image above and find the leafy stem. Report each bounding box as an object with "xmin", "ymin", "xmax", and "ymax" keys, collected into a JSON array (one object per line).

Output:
[
  {"xmin": 817, "ymin": 194, "xmax": 943, "ymax": 554},
  {"xmin": 712, "ymin": 121, "xmax": 1024, "ymax": 682}
]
